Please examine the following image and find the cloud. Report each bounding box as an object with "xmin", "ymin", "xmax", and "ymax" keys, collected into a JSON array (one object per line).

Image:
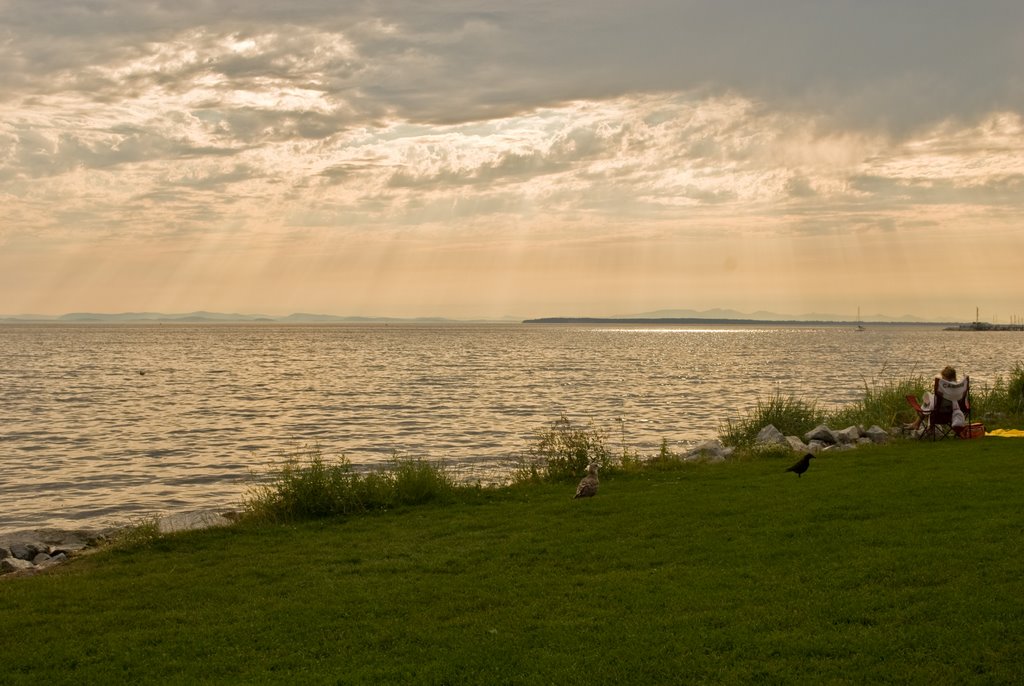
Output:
[
  {"xmin": 3, "ymin": 1, "xmax": 1022, "ymax": 133},
  {"xmin": 1, "ymin": 1, "xmax": 1023, "ymax": 319}
]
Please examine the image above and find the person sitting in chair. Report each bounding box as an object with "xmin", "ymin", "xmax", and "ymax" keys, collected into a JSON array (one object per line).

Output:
[{"xmin": 909, "ymin": 365, "xmax": 958, "ymax": 431}]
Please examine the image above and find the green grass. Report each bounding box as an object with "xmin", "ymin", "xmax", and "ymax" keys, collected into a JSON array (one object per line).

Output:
[{"xmin": 4, "ymin": 439, "xmax": 1024, "ymax": 684}]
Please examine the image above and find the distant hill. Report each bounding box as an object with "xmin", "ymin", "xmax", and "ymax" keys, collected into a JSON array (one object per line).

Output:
[
  {"xmin": 610, "ymin": 308, "xmax": 931, "ymax": 323},
  {"xmin": 0, "ymin": 311, "xmax": 461, "ymax": 324}
]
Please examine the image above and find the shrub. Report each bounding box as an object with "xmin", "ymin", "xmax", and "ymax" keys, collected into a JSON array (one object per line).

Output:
[
  {"xmin": 827, "ymin": 375, "xmax": 929, "ymax": 430},
  {"xmin": 243, "ymin": 447, "xmax": 457, "ymax": 523},
  {"xmin": 109, "ymin": 518, "xmax": 162, "ymax": 550},
  {"xmin": 515, "ymin": 415, "xmax": 614, "ymax": 482},
  {"xmin": 718, "ymin": 393, "xmax": 826, "ymax": 448},
  {"xmin": 971, "ymin": 362, "xmax": 1024, "ymax": 426}
]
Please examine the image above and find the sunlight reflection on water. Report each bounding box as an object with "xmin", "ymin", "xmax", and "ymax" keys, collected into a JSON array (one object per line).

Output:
[{"xmin": 1, "ymin": 323, "xmax": 1020, "ymax": 532}]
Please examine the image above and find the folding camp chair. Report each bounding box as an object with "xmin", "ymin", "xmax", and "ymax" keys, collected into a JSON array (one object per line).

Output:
[{"xmin": 907, "ymin": 376, "xmax": 971, "ymax": 441}]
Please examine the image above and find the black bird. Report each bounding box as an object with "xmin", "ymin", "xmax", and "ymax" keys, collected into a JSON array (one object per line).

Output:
[{"xmin": 786, "ymin": 453, "xmax": 815, "ymax": 477}]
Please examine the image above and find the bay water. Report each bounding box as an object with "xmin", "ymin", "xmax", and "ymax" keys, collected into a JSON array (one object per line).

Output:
[{"xmin": 1, "ymin": 323, "xmax": 1020, "ymax": 533}]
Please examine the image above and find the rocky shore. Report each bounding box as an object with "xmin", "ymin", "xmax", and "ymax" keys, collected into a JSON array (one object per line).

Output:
[
  {"xmin": 0, "ymin": 528, "xmax": 105, "ymax": 576},
  {"xmin": 1, "ymin": 510, "xmax": 236, "ymax": 578},
  {"xmin": 679, "ymin": 422, "xmax": 891, "ymax": 462}
]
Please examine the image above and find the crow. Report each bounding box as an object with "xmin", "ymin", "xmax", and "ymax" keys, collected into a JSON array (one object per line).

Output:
[
  {"xmin": 786, "ymin": 453, "xmax": 815, "ymax": 477},
  {"xmin": 573, "ymin": 463, "xmax": 600, "ymax": 498}
]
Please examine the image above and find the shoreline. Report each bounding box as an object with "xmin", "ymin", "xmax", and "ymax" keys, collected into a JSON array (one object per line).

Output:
[{"xmin": 1, "ymin": 509, "xmax": 237, "ymax": 577}]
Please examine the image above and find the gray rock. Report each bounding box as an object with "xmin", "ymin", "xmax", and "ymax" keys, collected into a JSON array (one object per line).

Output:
[
  {"xmin": 824, "ymin": 443, "xmax": 857, "ymax": 452},
  {"xmin": 804, "ymin": 424, "xmax": 839, "ymax": 444},
  {"xmin": 9, "ymin": 543, "xmax": 33, "ymax": 561},
  {"xmin": 48, "ymin": 539, "xmax": 89, "ymax": 556},
  {"xmin": 36, "ymin": 553, "xmax": 68, "ymax": 569},
  {"xmin": 755, "ymin": 424, "xmax": 788, "ymax": 447},
  {"xmin": 684, "ymin": 440, "xmax": 732, "ymax": 463},
  {"xmin": 0, "ymin": 546, "xmax": 10, "ymax": 559},
  {"xmin": 807, "ymin": 440, "xmax": 827, "ymax": 453},
  {"xmin": 865, "ymin": 425, "xmax": 890, "ymax": 444},
  {"xmin": 157, "ymin": 509, "xmax": 234, "ymax": 534},
  {"xmin": 32, "ymin": 552, "xmax": 52, "ymax": 564},
  {"xmin": 1, "ymin": 557, "xmax": 34, "ymax": 574},
  {"xmin": 836, "ymin": 426, "xmax": 862, "ymax": 444},
  {"xmin": 785, "ymin": 436, "xmax": 810, "ymax": 452}
]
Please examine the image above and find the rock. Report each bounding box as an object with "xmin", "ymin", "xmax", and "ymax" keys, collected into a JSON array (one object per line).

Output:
[
  {"xmin": 1, "ymin": 557, "xmax": 34, "ymax": 574},
  {"xmin": 683, "ymin": 440, "xmax": 733, "ymax": 463},
  {"xmin": 755, "ymin": 424, "xmax": 788, "ymax": 447},
  {"xmin": 824, "ymin": 443, "xmax": 857, "ymax": 452},
  {"xmin": 807, "ymin": 440, "xmax": 827, "ymax": 453},
  {"xmin": 785, "ymin": 436, "xmax": 810, "ymax": 452},
  {"xmin": 864, "ymin": 425, "xmax": 890, "ymax": 444},
  {"xmin": 32, "ymin": 552, "xmax": 52, "ymax": 564},
  {"xmin": 36, "ymin": 553, "xmax": 67, "ymax": 569},
  {"xmin": 836, "ymin": 426, "xmax": 862, "ymax": 444},
  {"xmin": 804, "ymin": 424, "xmax": 839, "ymax": 445},
  {"xmin": 157, "ymin": 510, "xmax": 234, "ymax": 534},
  {"xmin": 0, "ymin": 546, "xmax": 10, "ymax": 559},
  {"xmin": 9, "ymin": 543, "xmax": 33, "ymax": 561},
  {"xmin": 50, "ymin": 542, "xmax": 87, "ymax": 557}
]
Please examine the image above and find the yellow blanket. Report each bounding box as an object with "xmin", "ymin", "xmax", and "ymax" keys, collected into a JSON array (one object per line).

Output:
[{"xmin": 986, "ymin": 428, "xmax": 1024, "ymax": 437}]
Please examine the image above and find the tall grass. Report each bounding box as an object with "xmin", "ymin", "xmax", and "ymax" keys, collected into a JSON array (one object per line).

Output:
[
  {"xmin": 514, "ymin": 415, "xmax": 616, "ymax": 482},
  {"xmin": 718, "ymin": 392, "xmax": 827, "ymax": 448},
  {"xmin": 828, "ymin": 375, "xmax": 929, "ymax": 430},
  {"xmin": 243, "ymin": 447, "xmax": 458, "ymax": 523},
  {"xmin": 972, "ymin": 361, "xmax": 1024, "ymax": 425}
]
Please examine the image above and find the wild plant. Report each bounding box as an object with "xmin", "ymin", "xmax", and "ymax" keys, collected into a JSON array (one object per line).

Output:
[
  {"xmin": 972, "ymin": 362, "xmax": 1024, "ymax": 423},
  {"xmin": 243, "ymin": 447, "xmax": 457, "ymax": 522},
  {"xmin": 718, "ymin": 392, "xmax": 826, "ymax": 448},
  {"xmin": 515, "ymin": 415, "xmax": 614, "ymax": 482},
  {"xmin": 827, "ymin": 375, "xmax": 929, "ymax": 430}
]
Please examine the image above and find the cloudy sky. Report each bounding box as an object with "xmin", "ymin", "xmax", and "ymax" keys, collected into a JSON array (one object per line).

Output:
[{"xmin": 2, "ymin": 1, "xmax": 1023, "ymax": 320}]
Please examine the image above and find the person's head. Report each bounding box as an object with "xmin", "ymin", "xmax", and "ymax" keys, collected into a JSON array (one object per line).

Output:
[{"xmin": 940, "ymin": 366, "xmax": 957, "ymax": 381}]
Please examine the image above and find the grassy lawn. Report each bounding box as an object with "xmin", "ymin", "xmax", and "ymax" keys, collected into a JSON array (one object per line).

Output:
[{"xmin": 3, "ymin": 438, "xmax": 1024, "ymax": 684}]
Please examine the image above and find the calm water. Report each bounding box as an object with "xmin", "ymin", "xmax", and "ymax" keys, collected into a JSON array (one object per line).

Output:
[{"xmin": 1, "ymin": 323, "xmax": 1020, "ymax": 533}]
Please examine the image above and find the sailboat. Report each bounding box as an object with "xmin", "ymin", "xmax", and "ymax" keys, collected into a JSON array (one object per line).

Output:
[{"xmin": 855, "ymin": 307, "xmax": 866, "ymax": 331}]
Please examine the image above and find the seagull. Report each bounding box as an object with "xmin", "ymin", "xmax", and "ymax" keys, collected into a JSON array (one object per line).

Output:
[
  {"xmin": 573, "ymin": 463, "xmax": 600, "ymax": 499},
  {"xmin": 786, "ymin": 453, "xmax": 815, "ymax": 478}
]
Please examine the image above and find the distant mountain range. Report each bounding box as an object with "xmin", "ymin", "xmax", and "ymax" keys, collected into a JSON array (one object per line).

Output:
[
  {"xmin": 0, "ymin": 308, "xmax": 953, "ymax": 324},
  {"xmin": 0, "ymin": 311, "xmax": 464, "ymax": 324}
]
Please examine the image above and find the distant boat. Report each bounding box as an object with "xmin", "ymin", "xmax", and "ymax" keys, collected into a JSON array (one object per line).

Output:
[{"xmin": 855, "ymin": 307, "xmax": 866, "ymax": 331}]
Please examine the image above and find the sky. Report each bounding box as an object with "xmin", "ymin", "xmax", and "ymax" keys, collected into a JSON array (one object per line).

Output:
[{"xmin": 1, "ymin": 1, "xmax": 1023, "ymax": 321}]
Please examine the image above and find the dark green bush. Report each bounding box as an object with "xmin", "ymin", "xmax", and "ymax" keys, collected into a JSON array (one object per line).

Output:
[
  {"xmin": 718, "ymin": 392, "xmax": 826, "ymax": 448},
  {"xmin": 515, "ymin": 415, "xmax": 614, "ymax": 482},
  {"xmin": 973, "ymin": 362, "xmax": 1024, "ymax": 423},
  {"xmin": 828, "ymin": 376, "xmax": 929, "ymax": 430},
  {"xmin": 243, "ymin": 448, "xmax": 457, "ymax": 522}
]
